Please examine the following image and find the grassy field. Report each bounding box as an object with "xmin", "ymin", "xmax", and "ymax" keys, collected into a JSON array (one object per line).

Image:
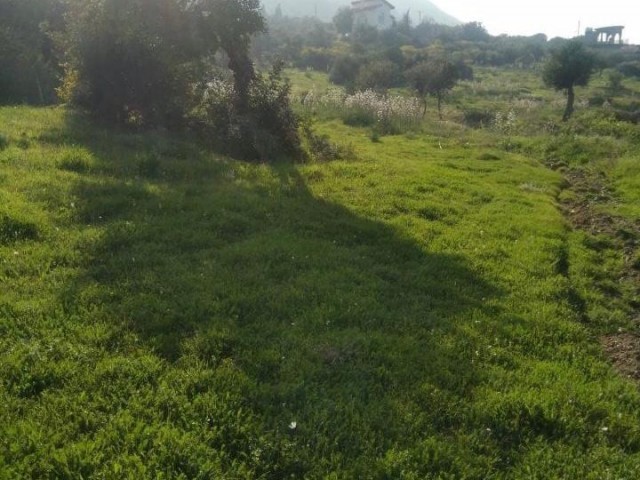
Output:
[{"xmin": 1, "ymin": 66, "xmax": 640, "ymax": 478}]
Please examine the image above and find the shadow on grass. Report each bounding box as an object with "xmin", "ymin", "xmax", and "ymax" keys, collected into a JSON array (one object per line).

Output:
[{"xmin": 52, "ymin": 110, "xmax": 504, "ymax": 463}]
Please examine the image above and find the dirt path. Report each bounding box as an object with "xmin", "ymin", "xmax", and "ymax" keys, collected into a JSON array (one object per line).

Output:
[{"xmin": 560, "ymin": 167, "xmax": 640, "ymax": 381}]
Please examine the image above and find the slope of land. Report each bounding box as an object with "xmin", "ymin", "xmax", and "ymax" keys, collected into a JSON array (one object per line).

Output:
[{"xmin": 2, "ymin": 88, "xmax": 640, "ymax": 476}]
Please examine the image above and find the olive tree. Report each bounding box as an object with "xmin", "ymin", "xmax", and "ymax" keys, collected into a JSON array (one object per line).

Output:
[
  {"xmin": 406, "ymin": 58, "xmax": 460, "ymax": 119},
  {"xmin": 543, "ymin": 41, "xmax": 595, "ymax": 121}
]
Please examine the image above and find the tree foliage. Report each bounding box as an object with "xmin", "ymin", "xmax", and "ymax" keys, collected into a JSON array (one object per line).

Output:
[
  {"xmin": 332, "ymin": 7, "xmax": 353, "ymax": 36},
  {"xmin": 406, "ymin": 58, "xmax": 461, "ymax": 119},
  {"xmin": 187, "ymin": 0, "xmax": 265, "ymax": 113},
  {"xmin": 0, "ymin": 0, "xmax": 65, "ymax": 104},
  {"xmin": 56, "ymin": 0, "xmax": 300, "ymax": 159},
  {"xmin": 191, "ymin": 62, "xmax": 301, "ymax": 160},
  {"xmin": 356, "ymin": 59, "xmax": 401, "ymax": 91},
  {"xmin": 59, "ymin": 0, "xmax": 267, "ymax": 125},
  {"xmin": 60, "ymin": 0, "xmax": 199, "ymax": 125}
]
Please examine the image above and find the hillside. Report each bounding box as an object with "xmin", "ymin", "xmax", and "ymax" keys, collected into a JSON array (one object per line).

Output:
[
  {"xmin": 2, "ymin": 63, "xmax": 640, "ymax": 475},
  {"xmin": 262, "ymin": 0, "xmax": 461, "ymax": 26}
]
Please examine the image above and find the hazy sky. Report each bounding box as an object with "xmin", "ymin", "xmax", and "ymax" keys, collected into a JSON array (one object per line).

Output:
[{"xmin": 436, "ymin": 0, "xmax": 640, "ymax": 44}]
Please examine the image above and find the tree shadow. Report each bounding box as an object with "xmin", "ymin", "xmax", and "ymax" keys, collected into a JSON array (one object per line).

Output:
[{"xmin": 50, "ymin": 110, "xmax": 508, "ymax": 470}]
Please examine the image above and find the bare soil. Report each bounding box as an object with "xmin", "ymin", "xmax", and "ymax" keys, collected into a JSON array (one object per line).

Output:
[
  {"xmin": 600, "ymin": 333, "xmax": 640, "ymax": 381},
  {"xmin": 561, "ymin": 168, "xmax": 640, "ymax": 381}
]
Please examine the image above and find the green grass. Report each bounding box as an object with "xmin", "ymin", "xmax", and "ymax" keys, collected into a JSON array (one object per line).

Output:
[
  {"xmin": 1, "ymin": 66, "xmax": 640, "ymax": 478},
  {"xmin": 611, "ymin": 154, "xmax": 640, "ymax": 220},
  {"xmin": 285, "ymin": 69, "xmax": 335, "ymax": 96}
]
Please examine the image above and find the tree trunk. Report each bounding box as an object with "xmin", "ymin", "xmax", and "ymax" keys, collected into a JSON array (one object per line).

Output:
[
  {"xmin": 421, "ymin": 96, "xmax": 427, "ymax": 118},
  {"xmin": 437, "ymin": 93, "xmax": 443, "ymax": 120},
  {"xmin": 227, "ymin": 47, "xmax": 255, "ymax": 114},
  {"xmin": 563, "ymin": 85, "xmax": 575, "ymax": 121}
]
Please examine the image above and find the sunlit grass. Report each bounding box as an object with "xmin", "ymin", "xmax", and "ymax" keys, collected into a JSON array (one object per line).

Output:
[{"xmin": 1, "ymin": 63, "xmax": 640, "ymax": 477}]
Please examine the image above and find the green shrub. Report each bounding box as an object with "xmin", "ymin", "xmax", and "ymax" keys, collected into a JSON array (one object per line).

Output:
[
  {"xmin": 606, "ymin": 69, "xmax": 624, "ymax": 94},
  {"xmin": 300, "ymin": 117, "xmax": 356, "ymax": 162},
  {"xmin": 618, "ymin": 61, "xmax": 640, "ymax": 78},
  {"xmin": 192, "ymin": 64, "xmax": 301, "ymax": 161},
  {"xmin": 329, "ymin": 55, "xmax": 362, "ymax": 88},
  {"xmin": 355, "ymin": 59, "xmax": 401, "ymax": 91},
  {"xmin": 587, "ymin": 94, "xmax": 609, "ymax": 107},
  {"xmin": 298, "ymin": 47, "xmax": 333, "ymax": 71},
  {"xmin": 462, "ymin": 108, "xmax": 494, "ymax": 128},
  {"xmin": 0, "ymin": 133, "xmax": 8, "ymax": 150},
  {"xmin": 613, "ymin": 109, "xmax": 640, "ymax": 125}
]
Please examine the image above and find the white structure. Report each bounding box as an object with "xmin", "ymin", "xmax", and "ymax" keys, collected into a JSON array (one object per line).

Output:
[{"xmin": 351, "ymin": 0, "xmax": 395, "ymax": 30}]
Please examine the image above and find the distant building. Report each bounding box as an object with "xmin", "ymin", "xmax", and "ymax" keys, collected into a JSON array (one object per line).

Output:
[
  {"xmin": 351, "ymin": 0, "xmax": 395, "ymax": 30},
  {"xmin": 585, "ymin": 26, "xmax": 625, "ymax": 45}
]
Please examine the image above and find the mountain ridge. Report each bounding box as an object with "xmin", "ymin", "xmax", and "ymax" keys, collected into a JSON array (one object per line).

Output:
[{"xmin": 262, "ymin": 0, "xmax": 461, "ymax": 26}]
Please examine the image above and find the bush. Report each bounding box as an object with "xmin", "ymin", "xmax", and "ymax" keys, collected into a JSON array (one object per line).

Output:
[
  {"xmin": 606, "ymin": 70, "xmax": 624, "ymax": 94},
  {"xmin": 329, "ymin": 55, "xmax": 363, "ymax": 88},
  {"xmin": 588, "ymin": 94, "xmax": 609, "ymax": 107},
  {"xmin": 191, "ymin": 64, "xmax": 301, "ymax": 161},
  {"xmin": 355, "ymin": 59, "xmax": 401, "ymax": 91},
  {"xmin": 249, "ymin": 65, "xmax": 302, "ymax": 158},
  {"xmin": 456, "ymin": 62, "xmax": 474, "ymax": 81},
  {"xmin": 301, "ymin": 120, "xmax": 355, "ymax": 162},
  {"xmin": 613, "ymin": 109, "xmax": 640, "ymax": 125},
  {"xmin": 462, "ymin": 108, "xmax": 494, "ymax": 128},
  {"xmin": 617, "ymin": 61, "xmax": 640, "ymax": 79},
  {"xmin": 298, "ymin": 47, "xmax": 332, "ymax": 71}
]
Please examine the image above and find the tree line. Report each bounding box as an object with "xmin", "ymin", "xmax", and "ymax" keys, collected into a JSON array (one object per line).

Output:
[{"xmin": 1, "ymin": 0, "xmax": 300, "ymax": 159}]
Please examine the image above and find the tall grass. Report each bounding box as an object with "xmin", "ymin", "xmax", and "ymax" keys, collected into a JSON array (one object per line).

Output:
[{"xmin": 297, "ymin": 88, "xmax": 423, "ymax": 133}]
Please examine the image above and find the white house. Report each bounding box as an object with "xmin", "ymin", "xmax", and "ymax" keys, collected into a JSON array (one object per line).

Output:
[{"xmin": 351, "ymin": 0, "xmax": 395, "ymax": 30}]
